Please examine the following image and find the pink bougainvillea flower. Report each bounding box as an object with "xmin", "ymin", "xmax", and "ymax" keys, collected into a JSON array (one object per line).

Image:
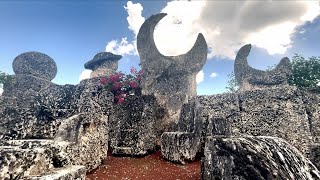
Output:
[
  {"xmin": 112, "ymin": 82, "xmax": 123, "ymax": 91},
  {"xmin": 130, "ymin": 67, "xmax": 137, "ymax": 74},
  {"xmin": 118, "ymin": 97, "xmax": 125, "ymax": 104},
  {"xmin": 109, "ymin": 74, "xmax": 117, "ymax": 83},
  {"xmin": 100, "ymin": 77, "xmax": 108, "ymax": 85},
  {"xmin": 129, "ymin": 81, "xmax": 138, "ymax": 88}
]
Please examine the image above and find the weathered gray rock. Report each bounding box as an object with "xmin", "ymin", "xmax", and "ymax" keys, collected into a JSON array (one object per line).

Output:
[
  {"xmin": 0, "ymin": 52, "xmax": 113, "ymax": 178},
  {"xmin": 234, "ymin": 44, "xmax": 292, "ymax": 91},
  {"xmin": 137, "ymin": 13, "xmax": 207, "ymax": 131},
  {"xmin": 197, "ymin": 86, "xmax": 316, "ymax": 157},
  {"xmin": 0, "ymin": 145, "xmax": 51, "ymax": 179},
  {"xmin": 109, "ymin": 95, "xmax": 160, "ymax": 156},
  {"xmin": 202, "ymin": 136, "xmax": 320, "ymax": 180},
  {"xmin": 27, "ymin": 166, "xmax": 86, "ymax": 180},
  {"xmin": 84, "ymin": 52, "xmax": 122, "ymax": 78},
  {"xmin": 12, "ymin": 51, "xmax": 57, "ymax": 81},
  {"xmin": 161, "ymin": 99, "xmax": 203, "ymax": 164}
]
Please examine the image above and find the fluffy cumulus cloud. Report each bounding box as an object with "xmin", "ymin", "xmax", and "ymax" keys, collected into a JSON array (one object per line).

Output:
[
  {"xmin": 210, "ymin": 72, "xmax": 218, "ymax": 78},
  {"xmin": 196, "ymin": 70, "xmax": 204, "ymax": 84},
  {"xmin": 107, "ymin": 0, "xmax": 320, "ymax": 59},
  {"xmin": 103, "ymin": 0, "xmax": 320, "ymax": 83},
  {"xmin": 79, "ymin": 69, "xmax": 92, "ymax": 81},
  {"xmin": 105, "ymin": 1, "xmax": 144, "ymax": 56},
  {"xmin": 157, "ymin": 1, "xmax": 320, "ymax": 58}
]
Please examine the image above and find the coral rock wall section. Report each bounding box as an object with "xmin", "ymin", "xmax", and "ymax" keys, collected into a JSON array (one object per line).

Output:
[{"xmin": 198, "ymin": 86, "xmax": 320, "ymax": 166}]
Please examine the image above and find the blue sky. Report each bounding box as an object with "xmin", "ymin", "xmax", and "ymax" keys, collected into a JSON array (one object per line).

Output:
[{"xmin": 0, "ymin": 0, "xmax": 319, "ymax": 95}]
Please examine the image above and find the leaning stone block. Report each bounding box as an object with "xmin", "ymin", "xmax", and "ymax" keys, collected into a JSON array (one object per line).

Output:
[
  {"xmin": 160, "ymin": 99, "xmax": 201, "ymax": 164},
  {"xmin": 202, "ymin": 136, "xmax": 320, "ymax": 180},
  {"xmin": 161, "ymin": 132, "xmax": 199, "ymax": 164}
]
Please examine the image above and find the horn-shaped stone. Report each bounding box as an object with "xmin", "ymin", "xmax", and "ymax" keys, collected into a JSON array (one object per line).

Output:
[
  {"xmin": 137, "ymin": 13, "xmax": 208, "ymax": 130},
  {"xmin": 137, "ymin": 13, "xmax": 207, "ymax": 75},
  {"xmin": 234, "ymin": 44, "xmax": 292, "ymax": 91}
]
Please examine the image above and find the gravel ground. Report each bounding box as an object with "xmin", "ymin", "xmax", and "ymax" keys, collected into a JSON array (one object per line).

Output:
[{"xmin": 86, "ymin": 151, "xmax": 200, "ymax": 180}]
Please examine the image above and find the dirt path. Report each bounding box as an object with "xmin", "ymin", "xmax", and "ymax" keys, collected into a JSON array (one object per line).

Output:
[{"xmin": 86, "ymin": 151, "xmax": 201, "ymax": 180}]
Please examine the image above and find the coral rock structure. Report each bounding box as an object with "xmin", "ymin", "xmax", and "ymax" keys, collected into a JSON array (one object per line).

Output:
[
  {"xmin": 202, "ymin": 136, "xmax": 320, "ymax": 180},
  {"xmin": 0, "ymin": 52, "xmax": 112, "ymax": 179},
  {"xmin": 234, "ymin": 44, "xmax": 292, "ymax": 91},
  {"xmin": 84, "ymin": 52, "xmax": 122, "ymax": 78},
  {"xmin": 137, "ymin": 13, "xmax": 208, "ymax": 131}
]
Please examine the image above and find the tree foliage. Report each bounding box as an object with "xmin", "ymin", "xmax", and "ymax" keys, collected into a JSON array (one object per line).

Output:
[
  {"xmin": 226, "ymin": 54, "xmax": 320, "ymax": 92},
  {"xmin": 0, "ymin": 71, "xmax": 12, "ymax": 88},
  {"xmin": 288, "ymin": 54, "xmax": 320, "ymax": 88},
  {"xmin": 226, "ymin": 72, "xmax": 239, "ymax": 93}
]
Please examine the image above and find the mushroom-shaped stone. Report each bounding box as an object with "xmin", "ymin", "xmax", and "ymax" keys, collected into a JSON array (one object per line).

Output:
[
  {"xmin": 84, "ymin": 52, "xmax": 122, "ymax": 78},
  {"xmin": 12, "ymin": 51, "xmax": 57, "ymax": 81}
]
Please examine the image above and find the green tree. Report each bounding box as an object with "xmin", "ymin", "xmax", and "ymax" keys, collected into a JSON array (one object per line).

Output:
[
  {"xmin": 0, "ymin": 71, "xmax": 11, "ymax": 88},
  {"xmin": 225, "ymin": 54, "xmax": 320, "ymax": 92},
  {"xmin": 289, "ymin": 54, "xmax": 320, "ymax": 88},
  {"xmin": 226, "ymin": 71, "xmax": 239, "ymax": 93}
]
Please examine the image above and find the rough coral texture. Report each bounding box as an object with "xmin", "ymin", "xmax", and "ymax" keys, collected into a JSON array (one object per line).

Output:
[
  {"xmin": 84, "ymin": 52, "xmax": 122, "ymax": 78},
  {"xmin": 26, "ymin": 165, "xmax": 86, "ymax": 180},
  {"xmin": 137, "ymin": 13, "xmax": 207, "ymax": 130},
  {"xmin": 0, "ymin": 145, "xmax": 51, "ymax": 179},
  {"xmin": 109, "ymin": 95, "xmax": 161, "ymax": 156},
  {"xmin": 234, "ymin": 44, "xmax": 292, "ymax": 91},
  {"xmin": 161, "ymin": 99, "xmax": 203, "ymax": 164},
  {"xmin": 198, "ymin": 87, "xmax": 319, "ymax": 156},
  {"xmin": 202, "ymin": 136, "xmax": 320, "ymax": 180},
  {"xmin": 0, "ymin": 52, "xmax": 113, "ymax": 179}
]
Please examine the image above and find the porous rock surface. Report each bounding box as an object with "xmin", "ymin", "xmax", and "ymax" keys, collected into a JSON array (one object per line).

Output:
[
  {"xmin": 12, "ymin": 51, "xmax": 57, "ymax": 81},
  {"xmin": 84, "ymin": 52, "xmax": 122, "ymax": 78},
  {"xmin": 137, "ymin": 13, "xmax": 207, "ymax": 131},
  {"xmin": 0, "ymin": 52, "xmax": 113, "ymax": 179},
  {"xmin": 234, "ymin": 44, "xmax": 292, "ymax": 91},
  {"xmin": 161, "ymin": 99, "xmax": 203, "ymax": 164},
  {"xmin": 202, "ymin": 136, "xmax": 320, "ymax": 180},
  {"xmin": 109, "ymin": 95, "xmax": 161, "ymax": 156},
  {"xmin": 197, "ymin": 86, "xmax": 318, "ymax": 157}
]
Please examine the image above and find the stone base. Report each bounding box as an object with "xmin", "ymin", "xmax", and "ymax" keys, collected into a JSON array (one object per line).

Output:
[
  {"xmin": 0, "ymin": 146, "xmax": 51, "ymax": 179},
  {"xmin": 112, "ymin": 146, "xmax": 149, "ymax": 156},
  {"xmin": 161, "ymin": 132, "xmax": 200, "ymax": 164},
  {"xmin": 26, "ymin": 165, "xmax": 86, "ymax": 180},
  {"xmin": 201, "ymin": 136, "xmax": 320, "ymax": 180}
]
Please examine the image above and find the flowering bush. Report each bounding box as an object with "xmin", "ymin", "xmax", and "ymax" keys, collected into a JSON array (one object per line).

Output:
[{"xmin": 100, "ymin": 67, "xmax": 143, "ymax": 104}]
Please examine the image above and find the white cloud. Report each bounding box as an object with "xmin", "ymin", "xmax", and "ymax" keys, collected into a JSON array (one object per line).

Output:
[
  {"xmin": 210, "ymin": 72, "xmax": 218, "ymax": 78},
  {"xmin": 105, "ymin": 38, "xmax": 135, "ymax": 56},
  {"xmin": 196, "ymin": 70, "xmax": 204, "ymax": 84},
  {"xmin": 105, "ymin": 1, "xmax": 144, "ymax": 56},
  {"xmin": 107, "ymin": 1, "xmax": 320, "ymax": 59},
  {"xmin": 124, "ymin": 1, "xmax": 145, "ymax": 35},
  {"xmin": 156, "ymin": 1, "xmax": 320, "ymax": 58},
  {"xmin": 0, "ymin": 87, "xmax": 3, "ymax": 96},
  {"xmin": 79, "ymin": 69, "xmax": 92, "ymax": 81}
]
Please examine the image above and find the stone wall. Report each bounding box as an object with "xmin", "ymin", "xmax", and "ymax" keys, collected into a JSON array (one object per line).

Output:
[
  {"xmin": 109, "ymin": 95, "xmax": 162, "ymax": 155},
  {"xmin": 0, "ymin": 52, "xmax": 113, "ymax": 179},
  {"xmin": 201, "ymin": 136, "xmax": 320, "ymax": 180},
  {"xmin": 197, "ymin": 86, "xmax": 320, "ymax": 160}
]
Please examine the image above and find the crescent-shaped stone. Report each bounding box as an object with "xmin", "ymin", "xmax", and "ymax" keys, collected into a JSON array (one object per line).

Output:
[
  {"xmin": 137, "ymin": 13, "xmax": 207, "ymax": 73},
  {"xmin": 234, "ymin": 44, "xmax": 292, "ymax": 86}
]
